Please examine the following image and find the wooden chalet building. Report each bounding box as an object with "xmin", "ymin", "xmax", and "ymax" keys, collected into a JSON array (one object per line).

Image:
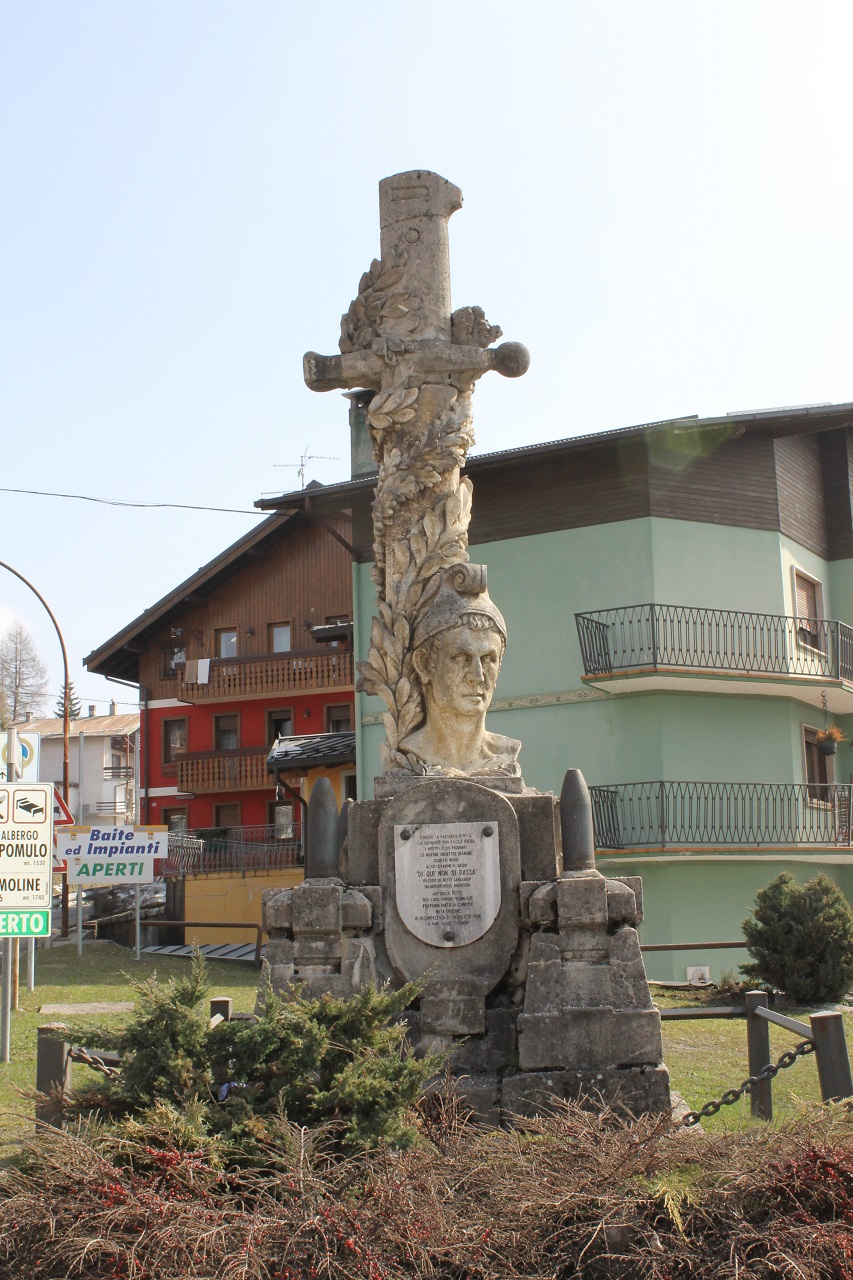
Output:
[{"xmin": 84, "ymin": 505, "xmax": 356, "ymax": 847}]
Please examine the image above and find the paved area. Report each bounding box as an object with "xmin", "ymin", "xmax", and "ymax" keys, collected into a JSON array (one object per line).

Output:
[{"xmin": 39, "ymin": 1002, "xmax": 135, "ymax": 1015}]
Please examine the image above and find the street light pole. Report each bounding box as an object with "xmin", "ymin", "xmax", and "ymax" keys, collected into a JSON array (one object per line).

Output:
[{"xmin": 0, "ymin": 560, "xmax": 71, "ymax": 936}]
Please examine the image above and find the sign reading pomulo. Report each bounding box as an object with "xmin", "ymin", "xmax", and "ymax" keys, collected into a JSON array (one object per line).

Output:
[
  {"xmin": 0, "ymin": 783, "xmax": 54, "ymax": 936},
  {"xmin": 394, "ymin": 821, "xmax": 501, "ymax": 948}
]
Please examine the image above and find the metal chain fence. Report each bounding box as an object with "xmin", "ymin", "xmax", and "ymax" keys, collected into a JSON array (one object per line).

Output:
[{"xmin": 682, "ymin": 1038, "xmax": 815, "ymax": 1126}]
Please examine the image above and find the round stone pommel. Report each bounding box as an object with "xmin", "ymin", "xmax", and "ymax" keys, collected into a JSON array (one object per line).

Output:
[{"xmin": 491, "ymin": 341, "xmax": 531, "ymax": 379}]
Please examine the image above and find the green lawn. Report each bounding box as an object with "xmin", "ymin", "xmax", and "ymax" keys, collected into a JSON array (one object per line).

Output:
[
  {"xmin": 655, "ymin": 985, "xmax": 827, "ymax": 1129},
  {"xmin": 0, "ymin": 942, "xmax": 842, "ymax": 1152}
]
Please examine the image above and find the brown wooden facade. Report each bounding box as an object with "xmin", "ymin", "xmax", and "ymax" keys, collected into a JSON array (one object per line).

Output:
[
  {"xmin": 136, "ymin": 514, "xmax": 354, "ymax": 703},
  {"xmin": 295, "ymin": 409, "xmax": 853, "ymax": 566}
]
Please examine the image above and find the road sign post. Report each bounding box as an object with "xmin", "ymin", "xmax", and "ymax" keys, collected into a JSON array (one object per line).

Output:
[{"xmin": 0, "ymin": 781, "xmax": 53, "ymax": 1063}]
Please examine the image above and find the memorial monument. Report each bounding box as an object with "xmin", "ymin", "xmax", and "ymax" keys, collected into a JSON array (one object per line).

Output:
[{"xmin": 262, "ymin": 171, "xmax": 670, "ymax": 1121}]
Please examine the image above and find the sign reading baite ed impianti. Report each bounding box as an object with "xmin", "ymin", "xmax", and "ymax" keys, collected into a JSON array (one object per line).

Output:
[
  {"xmin": 0, "ymin": 783, "xmax": 54, "ymax": 936},
  {"xmin": 57, "ymin": 826, "xmax": 167, "ymax": 886}
]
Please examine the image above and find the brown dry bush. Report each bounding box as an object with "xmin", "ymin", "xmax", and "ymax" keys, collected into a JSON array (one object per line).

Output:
[{"xmin": 2, "ymin": 1093, "xmax": 853, "ymax": 1279}]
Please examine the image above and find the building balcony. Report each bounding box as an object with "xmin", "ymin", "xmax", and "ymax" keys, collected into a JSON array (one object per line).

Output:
[
  {"xmin": 174, "ymin": 649, "xmax": 353, "ymax": 703},
  {"xmin": 176, "ymin": 747, "xmax": 272, "ymax": 794},
  {"xmin": 575, "ymin": 604, "xmax": 853, "ymax": 712},
  {"xmin": 103, "ymin": 765, "xmax": 134, "ymax": 780},
  {"xmin": 164, "ymin": 825, "xmax": 303, "ymax": 877},
  {"xmin": 590, "ymin": 780, "xmax": 853, "ymax": 852}
]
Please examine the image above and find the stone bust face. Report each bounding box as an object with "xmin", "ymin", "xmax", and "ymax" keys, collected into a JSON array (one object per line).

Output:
[{"xmin": 413, "ymin": 624, "xmax": 504, "ymax": 719}]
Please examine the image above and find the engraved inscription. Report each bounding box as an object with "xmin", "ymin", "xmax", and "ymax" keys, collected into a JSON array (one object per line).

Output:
[{"xmin": 394, "ymin": 820, "xmax": 501, "ymax": 947}]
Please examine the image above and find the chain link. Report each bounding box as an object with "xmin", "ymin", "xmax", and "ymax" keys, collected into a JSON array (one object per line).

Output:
[
  {"xmin": 682, "ymin": 1039, "xmax": 815, "ymax": 1126},
  {"xmin": 69, "ymin": 1045, "xmax": 122, "ymax": 1079}
]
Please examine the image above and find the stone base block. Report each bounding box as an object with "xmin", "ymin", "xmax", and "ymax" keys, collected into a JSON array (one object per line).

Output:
[
  {"xmin": 421, "ymin": 994, "xmax": 485, "ymax": 1036},
  {"xmin": 292, "ymin": 880, "xmax": 343, "ymax": 935},
  {"xmin": 263, "ymin": 889, "xmax": 293, "ymax": 932},
  {"xmin": 518, "ymin": 1008, "xmax": 663, "ymax": 1071},
  {"xmin": 557, "ymin": 875, "xmax": 608, "ymax": 928},
  {"xmin": 449, "ymin": 1008, "xmax": 518, "ymax": 1075},
  {"xmin": 501, "ymin": 1065, "xmax": 671, "ymax": 1120},
  {"xmin": 508, "ymin": 793, "xmax": 562, "ymax": 880},
  {"xmin": 456, "ymin": 1072, "xmax": 501, "ymax": 1127}
]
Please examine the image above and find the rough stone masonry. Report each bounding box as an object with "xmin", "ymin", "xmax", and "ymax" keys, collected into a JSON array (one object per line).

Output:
[{"xmin": 261, "ymin": 171, "xmax": 670, "ymax": 1123}]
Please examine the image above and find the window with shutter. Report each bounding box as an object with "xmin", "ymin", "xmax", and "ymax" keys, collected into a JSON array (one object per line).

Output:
[{"xmin": 795, "ymin": 572, "xmax": 822, "ymax": 650}]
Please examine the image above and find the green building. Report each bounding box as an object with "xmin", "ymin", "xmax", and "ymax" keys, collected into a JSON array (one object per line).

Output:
[{"xmin": 261, "ymin": 400, "xmax": 853, "ymax": 979}]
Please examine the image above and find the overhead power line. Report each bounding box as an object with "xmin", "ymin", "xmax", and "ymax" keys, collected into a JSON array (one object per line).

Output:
[{"xmin": 0, "ymin": 487, "xmax": 267, "ymax": 516}]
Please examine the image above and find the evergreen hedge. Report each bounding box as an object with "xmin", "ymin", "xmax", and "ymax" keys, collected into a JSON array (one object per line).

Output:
[{"xmin": 742, "ymin": 871, "xmax": 853, "ymax": 1003}]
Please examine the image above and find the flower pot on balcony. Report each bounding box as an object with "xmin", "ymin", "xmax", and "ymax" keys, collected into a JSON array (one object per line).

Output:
[{"xmin": 818, "ymin": 738, "xmax": 838, "ymax": 756}]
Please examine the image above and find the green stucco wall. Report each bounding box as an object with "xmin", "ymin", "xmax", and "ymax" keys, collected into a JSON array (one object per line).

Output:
[{"xmin": 356, "ymin": 517, "xmax": 853, "ymax": 794}]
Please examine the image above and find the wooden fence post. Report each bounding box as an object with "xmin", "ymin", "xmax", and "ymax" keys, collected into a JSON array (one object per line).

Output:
[
  {"xmin": 809, "ymin": 1011, "xmax": 853, "ymax": 1103},
  {"xmin": 746, "ymin": 991, "xmax": 773, "ymax": 1120},
  {"xmin": 209, "ymin": 997, "xmax": 232, "ymax": 1023},
  {"xmin": 36, "ymin": 1024, "xmax": 72, "ymax": 1129}
]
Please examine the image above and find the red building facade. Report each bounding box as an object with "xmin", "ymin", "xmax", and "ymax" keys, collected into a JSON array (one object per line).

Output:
[{"xmin": 85, "ymin": 510, "xmax": 355, "ymax": 837}]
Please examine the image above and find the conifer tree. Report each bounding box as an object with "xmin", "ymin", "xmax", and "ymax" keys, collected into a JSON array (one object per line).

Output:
[
  {"xmin": 742, "ymin": 871, "xmax": 853, "ymax": 1003},
  {"xmin": 55, "ymin": 680, "xmax": 82, "ymax": 720}
]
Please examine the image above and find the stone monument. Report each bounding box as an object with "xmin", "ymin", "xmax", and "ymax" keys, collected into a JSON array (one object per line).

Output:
[{"xmin": 262, "ymin": 171, "xmax": 670, "ymax": 1122}]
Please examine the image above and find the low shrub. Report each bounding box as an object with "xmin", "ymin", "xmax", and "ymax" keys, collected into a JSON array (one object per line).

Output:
[
  {"xmin": 742, "ymin": 871, "xmax": 853, "ymax": 1004},
  {"xmin": 64, "ymin": 952, "xmax": 438, "ymax": 1155}
]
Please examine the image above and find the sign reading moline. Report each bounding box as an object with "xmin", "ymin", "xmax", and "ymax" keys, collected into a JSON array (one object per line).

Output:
[{"xmin": 394, "ymin": 821, "xmax": 501, "ymax": 948}]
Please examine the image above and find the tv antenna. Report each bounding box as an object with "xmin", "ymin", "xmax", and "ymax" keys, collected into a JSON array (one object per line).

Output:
[{"xmin": 274, "ymin": 449, "xmax": 338, "ymax": 489}]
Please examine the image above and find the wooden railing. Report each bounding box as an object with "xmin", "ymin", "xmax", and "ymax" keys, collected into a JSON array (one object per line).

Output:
[
  {"xmin": 177, "ymin": 747, "xmax": 271, "ymax": 794},
  {"xmin": 175, "ymin": 650, "xmax": 354, "ymax": 701}
]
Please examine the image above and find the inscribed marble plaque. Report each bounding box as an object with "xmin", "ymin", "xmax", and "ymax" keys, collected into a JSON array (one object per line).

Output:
[{"xmin": 394, "ymin": 821, "xmax": 501, "ymax": 947}]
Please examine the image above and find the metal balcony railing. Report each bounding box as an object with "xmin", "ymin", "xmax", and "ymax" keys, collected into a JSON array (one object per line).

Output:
[
  {"xmin": 575, "ymin": 604, "xmax": 853, "ymax": 681},
  {"xmin": 589, "ymin": 781, "xmax": 853, "ymax": 850},
  {"xmin": 164, "ymin": 827, "xmax": 303, "ymax": 877},
  {"xmin": 174, "ymin": 649, "xmax": 354, "ymax": 701}
]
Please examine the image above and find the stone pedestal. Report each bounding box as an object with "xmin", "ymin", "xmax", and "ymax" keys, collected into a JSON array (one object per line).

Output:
[{"xmin": 261, "ymin": 777, "xmax": 671, "ymax": 1124}]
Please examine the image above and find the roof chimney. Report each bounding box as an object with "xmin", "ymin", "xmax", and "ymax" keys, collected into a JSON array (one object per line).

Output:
[
  {"xmin": 109, "ymin": 700, "xmax": 117, "ymax": 715},
  {"xmin": 88, "ymin": 705, "xmax": 97, "ymax": 717}
]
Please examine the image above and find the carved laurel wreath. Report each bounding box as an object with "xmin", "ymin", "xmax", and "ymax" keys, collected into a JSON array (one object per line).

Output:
[
  {"xmin": 343, "ymin": 254, "xmax": 500, "ymax": 770},
  {"xmin": 356, "ymin": 481, "xmax": 473, "ymax": 771}
]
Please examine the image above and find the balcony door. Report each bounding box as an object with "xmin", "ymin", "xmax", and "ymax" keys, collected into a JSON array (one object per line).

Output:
[{"xmin": 804, "ymin": 727, "xmax": 832, "ymax": 801}]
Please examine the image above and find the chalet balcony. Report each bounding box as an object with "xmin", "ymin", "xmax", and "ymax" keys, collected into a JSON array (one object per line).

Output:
[
  {"xmin": 176, "ymin": 747, "xmax": 272, "ymax": 794},
  {"xmin": 174, "ymin": 649, "xmax": 353, "ymax": 703},
  {"xmin": 589, "ymin": 781, "xmax": 853, "ymax": 851},
  {"xmin": 575, "ymin": 604, "xmax": 853, "ymax": 712}
]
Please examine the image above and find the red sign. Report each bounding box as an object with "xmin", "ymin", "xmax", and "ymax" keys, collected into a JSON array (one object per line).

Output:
[{"xmin": 52, "ymin": 786, "xmax": 75, "ymax": 871}]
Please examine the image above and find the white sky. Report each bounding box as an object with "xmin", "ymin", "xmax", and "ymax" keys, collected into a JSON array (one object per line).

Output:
[{"xmin": 2, "ymin": 1, "xmax": 852, "ymax": 707}]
